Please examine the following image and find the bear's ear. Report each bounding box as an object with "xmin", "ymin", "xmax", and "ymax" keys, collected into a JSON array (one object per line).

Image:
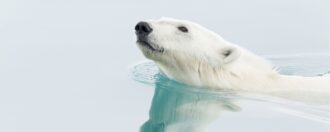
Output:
[{"xmin": 218, "ymin": 46, "xmax": 241, "ymax": 64}]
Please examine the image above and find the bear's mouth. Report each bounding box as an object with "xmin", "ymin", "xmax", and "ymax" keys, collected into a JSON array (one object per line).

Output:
[{"xmin": 137, "ymin": 39, "xmax": 164, "ymax": 53}]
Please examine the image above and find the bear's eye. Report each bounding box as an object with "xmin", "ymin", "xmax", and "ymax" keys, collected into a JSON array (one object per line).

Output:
[{"xmin": 177, "ymin": 26, "xmax": 188, "ymax": 33}]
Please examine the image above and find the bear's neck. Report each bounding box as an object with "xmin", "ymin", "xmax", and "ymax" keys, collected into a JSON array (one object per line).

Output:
[
  {"xmin": 155, "ymin": 55, "xmax": 330, "ymax": 104},
  {"xmin": 206, "ymin": 64, "xmax": 330, "ymax": 104}
]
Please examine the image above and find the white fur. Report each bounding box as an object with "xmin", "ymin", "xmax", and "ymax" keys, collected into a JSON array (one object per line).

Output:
[{"xmin": 136, "ymin": 17, "xmax": 330, "ymax": 104}]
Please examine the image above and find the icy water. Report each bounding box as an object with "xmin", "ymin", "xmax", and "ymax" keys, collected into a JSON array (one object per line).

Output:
[{"xmin": 131, "ymin": 54, "xmax": 330, "ymax": 132}]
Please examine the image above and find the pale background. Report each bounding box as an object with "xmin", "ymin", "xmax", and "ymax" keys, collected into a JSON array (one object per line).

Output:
[{"xmin": 0, "ymin": 0, "xmax": 329, "ymax": 132}]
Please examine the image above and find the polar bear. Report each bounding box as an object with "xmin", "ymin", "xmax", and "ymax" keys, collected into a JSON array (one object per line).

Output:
[{"xmin": 134, "ymin": 17, "xmax": 330, "ymax": 104}]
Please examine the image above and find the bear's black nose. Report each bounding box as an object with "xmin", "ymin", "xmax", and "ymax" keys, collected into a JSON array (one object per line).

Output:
[{"xmin": 135, "ymin": 22, "xmax": 153, "ymax": 36}]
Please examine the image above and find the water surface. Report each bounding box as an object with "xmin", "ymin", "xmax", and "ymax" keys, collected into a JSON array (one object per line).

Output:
[{"xmin": 131, "ymin": 54, "xmax": 330, "ymax": 132}]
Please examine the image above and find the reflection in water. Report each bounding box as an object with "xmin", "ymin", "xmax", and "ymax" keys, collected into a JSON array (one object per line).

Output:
[
  {"xmin": 141, "ymin": 76, "xmax": 239, "ymax": 132},
  {"xmin": 131, "ymin": 62, "xmax": 240, "ymax": 132},
  {"xmin": 131, "ymin": 54, "xmax": 330, "ymax": 131}
]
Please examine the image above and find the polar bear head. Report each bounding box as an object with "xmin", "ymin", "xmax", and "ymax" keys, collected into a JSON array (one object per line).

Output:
[
  {"xmin": 134, "ymin": 18, "xmax": 246, "ymax": 88},
  {"xmin": 135, "ymin": 17, "xmax": 241, "ymax": 64}
]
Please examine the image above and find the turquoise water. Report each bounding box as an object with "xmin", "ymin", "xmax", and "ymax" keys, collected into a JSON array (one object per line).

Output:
[{"xmin": 131, "ymin": 54, "xmax": 330, "ymax": 132}]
